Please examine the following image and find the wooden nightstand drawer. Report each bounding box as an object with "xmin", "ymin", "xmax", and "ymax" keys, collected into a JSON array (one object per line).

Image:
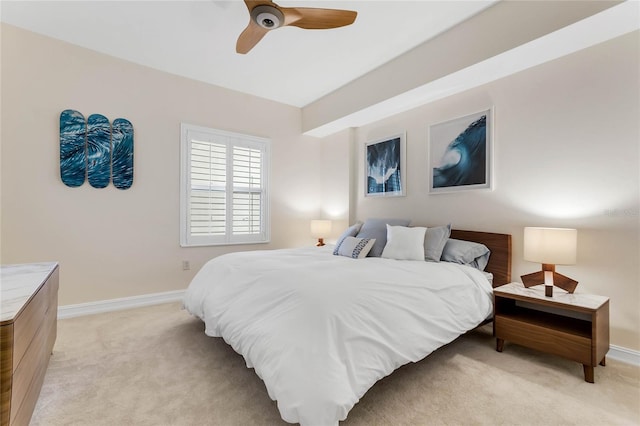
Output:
[{"xmin": 495, "ymin": 316, "xmax": 592, "ymax": 365}]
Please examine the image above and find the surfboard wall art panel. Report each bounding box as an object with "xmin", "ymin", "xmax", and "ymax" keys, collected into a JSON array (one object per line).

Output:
[
  {"xmin": 59, "ymin": 111, "xmax": 134, "ymax": 189},
  {"xmin": 111, "ymin": 118, "xmax": 134, "ymax": 190},
  {"xmin": 87, "ymin": 114, "xmax": 112, "ymax": 189},
  {"xmin": 59, "ymin": 109, "xmax": 87, "ymax": 188}
]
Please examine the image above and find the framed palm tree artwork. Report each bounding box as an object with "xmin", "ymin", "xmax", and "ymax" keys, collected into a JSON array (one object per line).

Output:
[{"xmin": 365, "ymin": 132, "xmax": 406, "ymax": 197}]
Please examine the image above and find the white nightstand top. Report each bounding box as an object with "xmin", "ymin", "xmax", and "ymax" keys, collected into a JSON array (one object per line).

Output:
[{"xmin": 494, "ymin": 282, "xmax": 609, "ymax": 311}]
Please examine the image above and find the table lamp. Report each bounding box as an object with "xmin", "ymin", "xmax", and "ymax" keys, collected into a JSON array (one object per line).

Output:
[
  {"xmin": 521, "ymin": 227, "xmax": 578, "ymax": 296},
  {"xmin": 310, "ymin": 220, "xmax": 332, "ymax": 247}
]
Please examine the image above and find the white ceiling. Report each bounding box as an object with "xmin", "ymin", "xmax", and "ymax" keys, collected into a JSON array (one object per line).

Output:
[{"xmin": 0, "ymin": 0, "xmax": 497, "ymax": 107}]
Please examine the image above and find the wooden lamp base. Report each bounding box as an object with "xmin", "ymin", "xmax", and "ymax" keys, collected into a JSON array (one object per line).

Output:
[{"xmin": 520, "ymin": 263, "xmax": 578, "ymax": 294}]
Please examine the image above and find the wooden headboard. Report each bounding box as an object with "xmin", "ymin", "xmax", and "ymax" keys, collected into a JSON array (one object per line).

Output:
[{"xmin": 450, "ymin": 230, "xmax": 512, "ymax": 287}]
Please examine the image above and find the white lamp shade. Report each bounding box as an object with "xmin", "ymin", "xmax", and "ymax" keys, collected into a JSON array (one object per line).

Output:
[
  {"xmin": 523, "ymin": 227, "xmax": 577, "ymax": 265},
  {"xmin": 310, "ymin": 220, "xmax": 332, "ymax": 238}
]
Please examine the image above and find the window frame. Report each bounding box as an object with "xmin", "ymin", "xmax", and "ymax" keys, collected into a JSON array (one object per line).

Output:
[{"xmin": 180, "ymin": 123, "xmax": 270, "ymax": 247}]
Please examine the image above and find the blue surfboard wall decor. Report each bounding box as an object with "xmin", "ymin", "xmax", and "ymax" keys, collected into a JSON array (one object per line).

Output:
[
  {"xmin": 60, "ymin": 109, "xmax": 87, "ymax": 187},
  {"xmin": 87, "ymin": 114, "xmax": 112, "ymax": 188},
  {"xmin": 111, "ymin": 118, "xmax": 134, "ymax": 190},
  {"xmin": 59, "ymin": 110, "xmax": 134, "ymax": 189}
]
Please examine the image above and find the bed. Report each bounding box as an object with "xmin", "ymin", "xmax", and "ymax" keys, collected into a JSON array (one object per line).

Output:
[{"xmin": 184, "ymin": 226, "xmax": 511, "ymax": 425}]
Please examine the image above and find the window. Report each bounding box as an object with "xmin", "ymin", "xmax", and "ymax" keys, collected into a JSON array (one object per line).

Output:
[{"xmin": 180, "ymin": 123, "xmax": 270, "ymax": 246}]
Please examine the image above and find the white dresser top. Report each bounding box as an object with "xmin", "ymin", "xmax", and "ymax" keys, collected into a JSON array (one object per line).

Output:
[
  {"xmin": 494, "ymin": 282, "xmax": 609, "ymax": 310},
  {"xmin": 1, "ymin": 262, "xmax": 58, "ymax": 323}
]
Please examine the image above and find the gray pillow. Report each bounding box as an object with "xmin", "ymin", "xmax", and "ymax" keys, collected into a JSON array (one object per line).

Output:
[
  {"xmin": 441, "ymin": 238, "xmax": 491, "ymax": 271},
  {"xmin": 424, "ymin": 224, "xmax": 451, "ymax": 262},
  {"xmin": 355, "ymin": 218, "xmax": 411, "ymax": 257},
  {"xmin": 333, "ymin": 223, "xmax": 363, "ymax": 255}
]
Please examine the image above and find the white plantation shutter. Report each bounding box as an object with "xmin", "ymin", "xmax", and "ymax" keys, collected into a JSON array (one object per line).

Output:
[
  {"xmin": 232, "ymin": 145, "xmax": 263, "ymax": 236},
  {"xmin": 180, "ymin": 124, "xmax": 270, "ymax": 246},
  {"xmin": 190, "ymin": 141, "xmax": 226, "ymax": 237}
]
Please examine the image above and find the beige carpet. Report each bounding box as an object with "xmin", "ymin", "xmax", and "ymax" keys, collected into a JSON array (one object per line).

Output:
[{"xmin": 31, "ymin": 302, "xmax": 640, "ymax": 426}]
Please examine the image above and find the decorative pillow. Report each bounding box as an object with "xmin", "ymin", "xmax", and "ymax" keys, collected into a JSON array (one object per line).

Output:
[
  {"xmin": 333, "ymin": 223, "xmax": 363, "ymax": 255},
  {"xmin": 381, "ymin": 225, "xmax": 427, "ymax": 261},
  {"xmin": 355, "ymin": 218, "xmax": 411, "ymax": 257},
  {"xmin": 335, "ymin": 237, "xmax": 376, "ymax": 259},
  {"xmin": 441, "ymin": 238, "xmax": 491, "ymax": 271},
  {"xmin": 424, "ymin": 224, "xmax": 451, "ymax": 262}
]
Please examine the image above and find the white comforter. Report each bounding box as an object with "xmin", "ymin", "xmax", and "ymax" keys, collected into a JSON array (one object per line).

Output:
[{"xmin": 184, "ymin": 246, "xmax": 493, "ymax": 425}]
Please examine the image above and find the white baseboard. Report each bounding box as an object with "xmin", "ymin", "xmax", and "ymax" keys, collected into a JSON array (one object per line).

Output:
[
  {"xmin": 608, "ymin": 345, "xmax": 640, "ymax": 366},
  {"xmin": 57, "ymin": 290, "xmax": 185, "ymax": 319},
  {"xmin": 57, "ymin": 290, "xmax": 640, "ymax": 367}
]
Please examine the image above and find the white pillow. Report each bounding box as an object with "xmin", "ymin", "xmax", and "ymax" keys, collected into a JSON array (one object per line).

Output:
[
  {"xmin": 381, "ymin": 225, "xmax": 427, "ymax": 261},
  {"xmin": 355, "ymin": 218, "xmax": 411, "ymax": 257},
  {"xmin": 335, "ymin": 237, "xmax": 376, "ymax": 259}
]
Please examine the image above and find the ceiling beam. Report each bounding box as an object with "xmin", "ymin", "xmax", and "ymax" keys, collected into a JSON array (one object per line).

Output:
[{"xmin": 302, "ymin": 0, "xmax": 630, "ymax": 138}]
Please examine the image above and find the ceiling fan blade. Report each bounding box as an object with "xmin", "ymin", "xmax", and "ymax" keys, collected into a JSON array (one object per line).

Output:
[
  {"xmin": 281, "ymin": 7, "xmax": 357, "ymax": 29},
  {"xmin": 243, "ymin": 0, "xmax": 273, "ymax": 12},
  {"xmin": 236, "ymin": 21, "xmax": 269, "ymax": 54}
]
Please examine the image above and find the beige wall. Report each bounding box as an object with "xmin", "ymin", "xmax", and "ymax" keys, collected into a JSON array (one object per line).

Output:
[
  {"xmin": 0, "ymin": 24, "xmax": 323, "ymax": 305},
  {"xmin": 339, "ymin": 32, "xmax": 639, "ymax": 350},
  {"xmin": 316, "ymin": 128, "xmax": 354, "ymax": 241}
]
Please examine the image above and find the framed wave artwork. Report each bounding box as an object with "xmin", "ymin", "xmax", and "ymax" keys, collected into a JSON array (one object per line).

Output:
[
  {"xmin": 365, "ymin": 132, "xmax": 406, "ymax": 197},
  {"xmin": 429, "ymin": 108, "xmax": 493, "ymax": 193}
]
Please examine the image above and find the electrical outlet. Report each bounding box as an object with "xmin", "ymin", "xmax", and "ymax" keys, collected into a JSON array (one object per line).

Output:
[{"xmin": 182, "ymin": 260, "xmax": 190, "ymax": 271}]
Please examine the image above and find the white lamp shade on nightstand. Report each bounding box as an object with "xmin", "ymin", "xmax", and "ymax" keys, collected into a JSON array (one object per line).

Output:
[
  {"xmin": 523, "ymin": 227, "xmax": 577, "ymax": 265},
  {"xmin": 521, "ymin": 227, "xmax": 579, "ymax": 293},
  {"xmin": 310, "ymin": 220, "xmax": 332, "ymax": 238}
]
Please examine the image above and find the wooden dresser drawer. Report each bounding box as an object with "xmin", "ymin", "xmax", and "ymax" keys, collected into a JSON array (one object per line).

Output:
[
  {"xmin": 10, "ymin": 306, "xmax": 52, "ymax": 424},
  {"xmin": 12, "ymin": 277, "xmax": 53, "ymax": 373}
]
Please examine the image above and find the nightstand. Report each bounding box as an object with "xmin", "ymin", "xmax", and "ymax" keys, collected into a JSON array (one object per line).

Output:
[{"xmin": 493, "ymin": 282, "xmax": 609, "ymax": 383}]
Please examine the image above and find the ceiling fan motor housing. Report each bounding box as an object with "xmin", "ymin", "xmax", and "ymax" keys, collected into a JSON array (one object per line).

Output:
[{"xmin": 251, "ymin": 5, "xmax": 284, "ymax": 30}]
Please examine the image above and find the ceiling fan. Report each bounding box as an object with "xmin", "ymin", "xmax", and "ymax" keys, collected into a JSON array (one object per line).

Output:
[{"xmin": 236, "ymin": 0, "xmax": 357, "ymax": 54}]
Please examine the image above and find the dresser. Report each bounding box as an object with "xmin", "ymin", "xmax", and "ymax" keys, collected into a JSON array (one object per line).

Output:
[{"xmin": 1, "ymin": 262, "xmax": 59, "ymax": 426}]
